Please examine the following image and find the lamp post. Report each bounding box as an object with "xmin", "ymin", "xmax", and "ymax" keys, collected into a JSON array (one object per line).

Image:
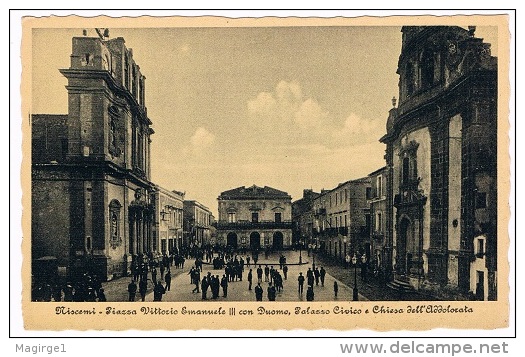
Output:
[
  {"xmin": 299, "ymin": 239, "xmax": 303, "ymax": 264},
  {"xmin": 311, "ymin": 242, "xmax": 318, "ymax": 269},
  {"xmin": 361, "ymin": 254, "xmax": 367, "ymax": 282},
  {"xmin": 352, "ymin": 254, "xmax": 358, "ymax": 301}
]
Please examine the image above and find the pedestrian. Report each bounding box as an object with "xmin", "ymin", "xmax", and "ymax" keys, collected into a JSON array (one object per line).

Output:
[
  {"xmin": 201, "ymin": 276, "xmax": 208, "ymax": 300},
  {"xmin": 314, "ymin": 267, "xmax": 320, "ymax": 286},
  {"xmin": 153, "ymin": 281, "xmax": 166, "ymax": 301},
  {"xmin": 257, "ymin": 265, "xmax": 263, "ymax": 284},
  {"xmin": 255, "ymin": 283, "xmax": 263, "ymax": 301},
  {"xmin": 189, "ymin": 267, "xmax": 195, "ymax": 284},
  {"xmin": 307, "ymin": 272, "xmax": 315, "ymax": 288},
  {"xmin": 320, "ymin": 267, "xmax": 326, "ymax": 286},
  {"xmin": 334, "ymin": 281, "xmax": 339, "ymax": 298},
  {"xmin": 165, "ymin": 270, "xmax": 172, "ymax": 291},
  {"xmin": 283, "ymin": 265, "xmax": 288, "ymax": 280},
  {"xmin": 247, "ymin": 269, "xmax": 253, "ymax": 290},
  {"xmin": 139, "ymin": 279, "xmax": 148, "ymax": 301},
  {"xmin": 151, "ymin": 267, "xmax": 157, "ymax": 285},
  {"xmin": 267, "ymin": 282, "xmax": 276, "ymax": 301},
  {"xmin": 221, "ymin": 275, "xmax": 228, "ymax": 298},
  {"xmin": 298, "ymin": 272, "xmax": 305, "ymax": 295},
  {"xmin": 246, "ymin": 255, "xmax": 251, "ymax": 267},
  {"xmin": 269, "ymin": 266, "xmax": 275, "ymax": 284},
  {"xmin": 264, "ymin": 265, "xmax": 270, "ymax": 282},
  {"xmin": 127, "ymin": 280, "xmax": 137, "ymax": 302},
  {"xmin": 98, "ymin": 288, "xmax": 107, "ymax": 302},
  {"xmin": 306, "ymin": 286, "xmax": 315, "ymax": 301}
]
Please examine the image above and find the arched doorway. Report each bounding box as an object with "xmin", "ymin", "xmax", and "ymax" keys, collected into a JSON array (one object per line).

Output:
[
  {"xmin": 250, "ymin": 232, "xmax": 261, "ymax": 251},
  {"xmin": 227, "ymin": 232, "xmax": 238, "ymax": 250},
  {"xmin": 272, "ymin": 231, "xmax": 284, "ymax": 250},
  {"xmin": 397, "ymin": 217, "xmax": 411, "ymax": 275}
]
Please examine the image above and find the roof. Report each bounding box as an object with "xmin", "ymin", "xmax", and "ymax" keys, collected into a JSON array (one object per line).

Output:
[{"xmin": 218, "ymin": 185, "xmax": 291, "ymax": 200}]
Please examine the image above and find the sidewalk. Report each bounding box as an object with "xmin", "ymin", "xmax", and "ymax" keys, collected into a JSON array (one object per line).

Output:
[{"xmin": 313, "ymin": 253, "xmax": 438, "ymax": 301}]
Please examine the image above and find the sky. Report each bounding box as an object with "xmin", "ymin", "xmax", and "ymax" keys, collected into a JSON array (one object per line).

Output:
[{"xmin": 31, "ymin": 24, "xmax": 498, "ymax": 216}]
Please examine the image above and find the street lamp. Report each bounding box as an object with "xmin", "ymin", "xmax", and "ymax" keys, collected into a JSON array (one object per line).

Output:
[
  {"xmin": 311, "ymin": 242, "xmax": 318, "ymax": 269},
  {"xmin": 361, "ymin": 254, "xmax": 367, "ymax": 282},
  {"xmin": 352, "ymin": 254, "xmax": 358, "ymax": 301},
  {"xmin": 299, "ymin": 239, "xmax": 303, "ymax": 264}
]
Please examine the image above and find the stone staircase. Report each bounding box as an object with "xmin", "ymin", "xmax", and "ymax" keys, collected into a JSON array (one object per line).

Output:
[{"xmin": 387, "ymin": 276, "xmax": 415, "ymax": 293}]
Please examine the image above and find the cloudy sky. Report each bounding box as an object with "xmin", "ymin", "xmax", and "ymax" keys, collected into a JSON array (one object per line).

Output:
[{"xmin": 31, "ymin": 24, "xmax": 497, "ymax": 215}]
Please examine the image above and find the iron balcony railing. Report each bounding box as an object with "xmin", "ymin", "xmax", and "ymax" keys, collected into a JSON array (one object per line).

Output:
[{"xmin": 217, "ymin": 220, "xmax": 293, "ymax": 230}]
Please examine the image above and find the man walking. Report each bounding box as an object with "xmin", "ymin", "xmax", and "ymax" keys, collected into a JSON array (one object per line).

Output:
[
  {"xmin": 221, "ymin": 275, "xmax": 228, "ymax": 298},
  {"xmin": 314, "ymin": 267, "xmax": 320, "ymax": 286},
  {"xmin": 298, "ymin": 272, "xmax": 305, "ymax": 295},
  {"xmin": 139, "ymin": 279, "xmax": 148, "ymax": 302},
  {"xmin": 283, "ymin": 265, "xmax": 288, "ymax": 280},
  {"xmin": 257, "ymin": 265, "xmax": 263, "ymax": 284},
  {"xmin": 247, "ymin": 269, "xmax": 253, "ymax": 290},
  {"xmin": 127, "ymin": 280, "xmax": 137, "ymax": 302},
  {"xmin": 267, "ymin": 282, "xmax": 277, "ymax": 301},
  {"xmin": 255, "ymin": 283, "xmax": 263, "ymax": 301},
  {"xmin": 165, "ymin": 270, "xmax": 172, "ymax": 291},
  {"xmin": 320, "ymin": 267, "xmax": 326, "ymax": 286},
  {"xmin": 153, "ymin": 281, "xmax": 166, "ymax": 301}
]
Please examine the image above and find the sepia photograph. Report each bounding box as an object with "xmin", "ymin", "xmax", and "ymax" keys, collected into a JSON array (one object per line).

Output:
[{"xmin": 18, "ymin": 12, "xmax": 512, "ymax": 332}]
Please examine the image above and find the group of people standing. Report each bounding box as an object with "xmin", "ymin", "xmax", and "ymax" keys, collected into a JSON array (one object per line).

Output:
[{"xmin": 297, "ymin": 266, "xmax": 335, "ymax": 301}]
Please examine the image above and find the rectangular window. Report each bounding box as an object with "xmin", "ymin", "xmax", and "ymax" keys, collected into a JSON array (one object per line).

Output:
[
  {"xmin": 376, "ymin": 212, "xmax": 382, "ymax": 232},
  {"xmin": 377, "ymin": 176, "xmax": 383, "ymax": 197},
  {"xmin": 477, "ymin": 238, "xmax": 484, "ymax": 256},
  {"xmin": 335, "ymin": 193, "xmax": 338, "ymax": 205},
  {"xmin": 344, "ymin": 215, "xmax": 347, "ymax": 227},
  {"xmin": 366, "ymin": 187, "xmax": 372, "ymax": 200},
  {"xmin": 228, "ymin": 212, "xmax": 236, "ymax": 223},
  {"xmin": 275, "ymin": 212, "xmax": 282, "ymax": 223},
  {"xmin": 252, "ymin": 212, "xmax": 259, "ymax": 223},
  {"xmin": 345, "ymin": 189, "xmax": 348, "ymax": 201}
]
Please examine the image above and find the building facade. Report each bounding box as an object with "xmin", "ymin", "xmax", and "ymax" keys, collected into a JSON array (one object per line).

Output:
[
  {"xmin": 367, "ymin": 166, "xmax": 388, "ymax": 274},
  {"xmin": 292, "ymin": 189, "xmax": 320, "ymax": 247},
  {"xmin": 313, "ymin": 178, "xmax": 371, "ymax": 263},
  {"xmin": 183, "ymin": 200, "xmax": 213, "ymax": 248},
  {"xmin": 32, "ymin": 33, "xmax": 155, "ymax": 283},
  {"xmin": 154, "ymin": 187, "xmax": 185, "ymax": 254},
  {"xmin": 217, "ymin": 185, "xmax": 292, "ymax": 251},
  {"xmin": 380, "ymin": 26, "xmax": 497, "ymax": 299}
]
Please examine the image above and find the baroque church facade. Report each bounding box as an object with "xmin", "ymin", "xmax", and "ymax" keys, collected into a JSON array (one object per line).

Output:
[
  {"xmin": 32, "ymin": 34, "xmax": 156, "ymax": 282},
  {"xmin": 380, "ymin": 26, "xmax": 498, "ymax": 300}
]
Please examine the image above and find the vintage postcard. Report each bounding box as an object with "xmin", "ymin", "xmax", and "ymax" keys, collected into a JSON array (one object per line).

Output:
[{"xmin": 19, "ymin": 13, "xmax": 512, "ymax": 332}]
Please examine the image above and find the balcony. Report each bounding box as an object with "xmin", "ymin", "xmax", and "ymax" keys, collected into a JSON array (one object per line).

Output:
[
  {"xmin": 217, "ymin": 220, "xmax": 293, "ymax": 230},
  {"xmin": 314, "ymin": 208, "xmax": 326, "ymax": 216}
]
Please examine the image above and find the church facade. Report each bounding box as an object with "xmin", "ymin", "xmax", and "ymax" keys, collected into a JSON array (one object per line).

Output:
[
  {"xmin": 380, "ymin": 26, "xmax": 497, "ymax": 300},
  {"xmin": 32, "ymin": 33, "xmax": 156, "ymax": 282}
]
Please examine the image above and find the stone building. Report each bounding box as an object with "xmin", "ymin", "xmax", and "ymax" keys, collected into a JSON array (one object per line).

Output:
[
  {"xmin": 217, "ymin": 185, "xmax": 292, "ymax": 251},
  {"xmin": 313, "ymin": 178, "xmax": 371, "ymax": 263},
  {"xmin": 367, "ymin": 166, "xmax": 388, "ymax": 274},
  {"xmin": 183, "ymin": 200, "xmax": 213, "ymax": 248},
  {"xmin": 31, "ymin": 33, "xmax": 155, "ymax": 282},
  {"xmin": 292, "ymin": 189, "xmax": 320, "ymax": 247},
  {"xmin": 380, "ymin": 26, "xmax": 497, "ymax": 299},
  {"xmin": 154, "ymin": 187, "xmax": 185, "ymax": 254}
]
